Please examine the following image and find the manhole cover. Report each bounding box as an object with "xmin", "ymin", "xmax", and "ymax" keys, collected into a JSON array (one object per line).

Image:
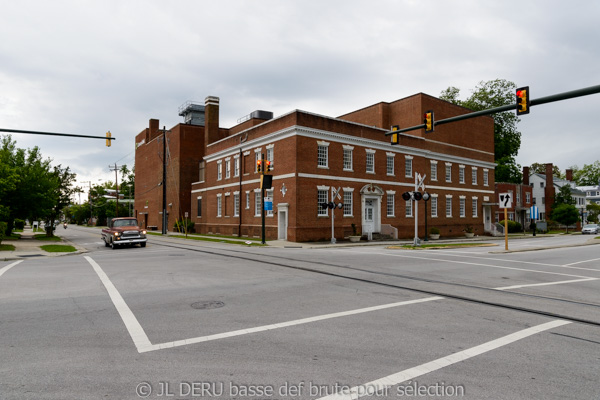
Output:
[{"xmin": 191, "ymin": 301, "xmax": 225, "ymax": 310}]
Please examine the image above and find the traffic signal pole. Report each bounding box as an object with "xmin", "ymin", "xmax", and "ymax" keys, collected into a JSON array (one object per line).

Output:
[
  {"xmin": 0, "ymin": 128, "xmax": 116, "ymax": 145},
  {"xmin": 384, "ymin": 84, "xmax": 600, "ymax": 136}
]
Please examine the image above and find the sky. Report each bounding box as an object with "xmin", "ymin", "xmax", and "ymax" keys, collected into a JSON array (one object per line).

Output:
[{"xmin": 1, "ymin": 0, "xmax": 599, "ymax": 200}]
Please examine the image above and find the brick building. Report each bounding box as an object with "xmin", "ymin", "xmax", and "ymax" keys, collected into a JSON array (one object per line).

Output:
[
  {"xmin": 135, "ymin": 93, "xmax": 496, "ymax": 242},
  {"xmin": 493, "ymin": 181, "xmax": 534, "ymax": 229}
]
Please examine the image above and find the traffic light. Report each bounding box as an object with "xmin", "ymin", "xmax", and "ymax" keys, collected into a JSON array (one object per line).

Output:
[
  {"xmin": 424, "ymin": 110, "xmax": 434, "ymax": 133},
  {"xmin": 413, "ymin": 191, "xmax": 423, "ymax": 201},
  {"xmin": 265, "ymin": 160, "xmax": 271, "ymax": 172},
  {"xmin": 401, "ymin": 192, "xmax": 412, "ymax": 201},
  {"xmin": 320, "ymin": 202, "xmax": 329, "ymax": 209},
  {"xmin": 516, "ymin": 86, "xmax": 530, "ymax": 115},
  {"xmin": 256, "ymin": 160, "xmax": 262, "ymax": 173},
  {"xmin": 391, "ymin": 125, "xmax": 399, "ymax": 145},
  {"xmin": 105, "ymin": 131, "xmax": 112, "ymax": 147}
]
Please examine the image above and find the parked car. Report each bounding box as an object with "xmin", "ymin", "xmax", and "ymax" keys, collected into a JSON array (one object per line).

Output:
[{"xmin": 581, "ymin": 224, "xmax": 599, "ymax": 234}]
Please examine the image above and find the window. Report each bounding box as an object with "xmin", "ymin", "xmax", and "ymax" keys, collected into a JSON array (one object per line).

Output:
[
  {"xmin": 234, "ymin": 156, "xmax": 240, "ymax": 177},
  {"xmin": 266, "ymin": 145, "xmax": 274, "ymax": 166},
  {"xmin": 386, "ymin": 154, "xmax": 395, "ymax": 176},
  {"xmin": 318, "ymin": 189, "xmax": 328, "ymax": 216},
  {"xmin": 446, "ymin": 196, "xmax": 452, "ymax": 217},
  {"xmin": 343, "ymin": 146, "xmax": 353, "ymax": 171},
  {"xmin": 431, "ymin": 161, "xmax": 438, "ymax": 181},
  {"xmin": 542, "ymin": 197, "xmax": 545, "ymax": 205},
  {"xmin": 459, "ymin": 166, "xmax": 465, "ymax": 184},
  {"xmin": 387, "ymin": 192, "xmax": 395, "ymax": 217},
  {"xmin": 225, "ymin": 159, "xmax": 231, "ymax": 179},
  {"xmin": 405, "ymin": 156, "xmax": 413, "ymax": 178},
  {"xmin": 472, "ymin": 167, "xmax": 477, "ymax": 185},
  {"xmin": 459, "ymin": 197, "xmax": 466, "ymax": 217},
  {"xmin": 266, "ymin": 189, "xmax": 274, "ymax": 217},
  {"xmin": 318, "ymin": 142, "xmax": 329, "ymax": 168},
  {"xmin": 217, "ymin": 195, "xmax": 222, "ymax": 217},
  {"xmin": 254, "ymin": 192, "xmax": 261, "ymax": 217},
  {"xmin": 516, "ymin": 190, "xmax": 521, "ymax": 205},
  {"xmin": 199, "ymin": 161, "xmax": 206, "ymax": 182},
  {"xmin": 405, "ymin": 198, "xmax": 413, "ymax": 217},
  {"xmin": 366, "ymin": 150, "xmax": 375, "ymax": 173},
  {"xmin": 446, "ymin": 164, "xmax": 452, "ymax": 182},
  {"xmin": 217, "ymin": 161, "xmax": 222, "ymax": 181},
  {"xmin": 197, "ymin": 197, "xmax": 202, "ymax": 217},
  {"xmin": 540, "ymin": 182, "xmax": 544, "ymax": 188},
  {"xmin": 233, "ymin": 193, "xmax": 239, "ymax": 217},
  {"xmin": 245, "ymin": 191, "xmax": 250, "ymax": 209},
  {"xmin": 472, "ymin": 197, "xmax": 478, "ymax": 217},
  {"xmin": 343, "ymin": 190, "xmax": 353, "ymax": 216},
  {"xmin": 483, "ymin": 169, "xmax": 489, "ymax": 186},
  {"xmin": 431, "ymin": 196, "xmax": 438, "ymax": 218}
]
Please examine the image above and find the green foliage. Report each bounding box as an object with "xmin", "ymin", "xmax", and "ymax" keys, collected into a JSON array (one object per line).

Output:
[
  {"xmin": 570, "ymin": 161, "xmax": 600, "ymax": 186},
  {"xmin": 14, "ymin": 219, "xmax": 25, "ymax": 230},
  {"xmin": 0, "ymin": 221, "xmax": 6, "ymax": 245},
  {"xmin": 174, "ymin": 218, "xmax": 195, "ymax": 233},
  {"xmin": 586, "ymin": 203, "xmax": 600, "ymax": 223},
  {"xmin": 552, "ymin": 185, "xmax": 575, "ymax": 209},
  {"xmin": 529, "ymin": 163, "xmax": 562, "ymax": 178},
  {"xmin": 429, "ymin": 227, "xmax": 440, "ymax": 235},
  {"xmin": 440, "ymin": 79, "xmax": 522, "ymax": 183},
  {"xmin": 40, "ymin": 244, "xmax": 77, "ymax": 253},
  {"xmin": 500, "ymin": 220, "xmax": 522, "ymax": 233},
  {"xmin": 550, "ymin": 204, "xmax": 580, "ymax": 232}
]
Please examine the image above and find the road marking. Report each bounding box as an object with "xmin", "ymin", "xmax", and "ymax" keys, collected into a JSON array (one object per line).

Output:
[
  {"xmin": 564, "ymin": 257, "xmax": 600, "ymax": 267},
  {"xmin": 84, "ymin": 256, "xmax": 154, "ymax": 352},
  {"xmin": 351, "ymin": 250, "xmax": 595, "ymax": 279},
  {"xmin": 494, "ymin": 277, "xmax": 598, "ymax": 290},
  {"xmin": 316, "ymin": 319, "xmax": 571, "ymax": 400},
  {"xmin": 0, "ymin": 260, "xmax": 23, "ymax": 278},
  {"xmin": 85, "ymin": 256, "xmax": 443, "ymax": 353},
  {"xmin": 146, "ymin": 296, "xmax": 443, "ymax": 353}
]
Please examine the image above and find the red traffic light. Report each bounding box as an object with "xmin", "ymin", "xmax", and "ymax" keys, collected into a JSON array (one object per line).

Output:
[{"xmin": 516, "ymin": 86, "xmax": 530, "ymax": 116}]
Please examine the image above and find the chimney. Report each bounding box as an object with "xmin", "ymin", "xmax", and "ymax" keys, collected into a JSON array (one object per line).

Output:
[
  {"xmin": 148, "ymin": 118, "xmax": 159, "ymax": 142},
  {"xmin": 523, "ymin": 166, "xmax": 530, "ymax": 186},
  {"xmin": 205, "ymin": 96, "xmax": 220, "ymax": 145},
  {"xmin": 545, "ymin": 163, "xmax": 554, "ymax": 218},
  {"xmin": 566, "ymin": 169, "xmax": 573, "ymax": 182}
]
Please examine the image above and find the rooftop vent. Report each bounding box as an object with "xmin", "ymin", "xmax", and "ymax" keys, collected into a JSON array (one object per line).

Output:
[
  {"xmin": 178, "ymin": 101, "xmax": 205, "ymax": 126},
  {"xmin": 237, "ymin": 110, "xmax": 273, "ymax": 124}
]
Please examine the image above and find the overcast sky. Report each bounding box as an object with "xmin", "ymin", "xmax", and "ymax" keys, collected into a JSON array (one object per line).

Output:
[{"xmin": 1, "ymin": 0, "xmax": 599, "ymax": 196}]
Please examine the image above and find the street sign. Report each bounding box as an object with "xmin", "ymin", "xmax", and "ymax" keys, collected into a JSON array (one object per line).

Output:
[
  {"xmin": 530, "ymin": 205, "xmax": 539, "ymax": 220},
  {"xmin": 264, "ymin": 197, "xmax": 273, "ymax": 211},
  {"xmin": 499, "ymin": 193, "xmax": 512, "ymax": 209}
]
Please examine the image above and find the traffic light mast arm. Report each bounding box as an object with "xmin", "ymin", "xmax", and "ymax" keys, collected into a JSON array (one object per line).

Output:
[
  {"xmin": 384, "ymin": 84, "xmax": 600, "ymax": 136},
  {"xmin": 0, "ymin": 128, "xmax": 116, "ymax": 142}
]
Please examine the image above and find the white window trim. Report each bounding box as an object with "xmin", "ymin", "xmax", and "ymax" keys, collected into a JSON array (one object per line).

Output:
[
  {"xmin": 343, "ymin": 146, "xmax": 354, "ymax": 172},
  {"xmin": 317, "ymin": 141, "xmax": 330, "ymax": 169},
  {"xmin": 430, "ymin": 160, "xmax": 438, "ymax": 181},
  {"xmin": 386, "ymin": 153, "xmax": 395, "ymax": 176}
]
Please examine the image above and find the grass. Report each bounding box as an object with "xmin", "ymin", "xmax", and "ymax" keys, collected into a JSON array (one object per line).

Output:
[
  {"xmin": 0, "ymin": 244, "xmax": 16, "ymax": 251},
  {"xmin": 390, "ymin": 243, "xmax": 497, "ymax": 250},
  {"xmin": 40, "ymin": 244, "xmax": 77, "ymax": 253},
  {"xmin": 34, "ymin": 234, "xmax": 62, "ymax": 241},
  {"xmin": 147, "ymin": 231, "xmax": 265, "ymax": 246}
]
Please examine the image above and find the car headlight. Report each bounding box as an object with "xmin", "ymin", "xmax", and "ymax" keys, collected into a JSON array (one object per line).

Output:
[
  {"xmin": 113, "ymin": 232, "xmax": 121, "ymax": 236},
  {"xmin": 142, "ymin": 230, "xmax": 147, "ymax": 235}
]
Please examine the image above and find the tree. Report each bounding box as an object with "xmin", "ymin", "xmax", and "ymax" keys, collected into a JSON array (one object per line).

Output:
[
  {"xmin": 551, "ymin": 203, "xmax": 579, "ymax": 232},
  {"xmin": 529, "ymin": 163, "xmax": 562, "ymax": 178},
  {"xmin": 586, "ymin": 203, "xmax": 600, "ymax": 223},
  {"xmin": 440, "ymin": 79, "xmax": 522, "ymax": 183},
  {"xmin": 553, "ymin": 184, "xmax": 575, "ymax": 208},
  {"xmin": 42, "ymin": 165, "xmax": 78, "ymax": 236},
  {"xmin": 570, "ymin": 161, "xmax": 600, "ymax": 186}
]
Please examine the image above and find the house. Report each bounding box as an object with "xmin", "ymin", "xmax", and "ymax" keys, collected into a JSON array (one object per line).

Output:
[
  {"xmin": 493, "ymin": 181, "xmax": 534, "ymax": 229},
  {"xmin": 526, "ymin": 164, "xmax": 586, "ymax": 222},
  {"xmin": 135, "ymin": 93, "xmax": 496, "ymax": 242}
]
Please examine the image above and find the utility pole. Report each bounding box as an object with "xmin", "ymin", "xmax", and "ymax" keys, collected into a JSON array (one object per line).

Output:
[{"xmin": 109, "ymin": 164, "xmax": 122, "ymax": 217}]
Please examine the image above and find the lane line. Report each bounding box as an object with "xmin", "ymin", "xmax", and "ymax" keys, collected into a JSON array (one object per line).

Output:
[
  {"xmin": 565, "ymin": 256, "xmax": 600, "ymax": 267},
  {"xmin": 145, "ymin": 296, "xmax": 443, "ymax": 353},
  {"xmin": 0, "ymin": 260, "xmax": 24, "ymax": 278},
  {"xmin": 84, "ymin": 256, "xmax": 154, "ymax": 352},
  {"xmin": 383, "ymin": 248, "xmax": 600, "ymax": 272},
  {"xmin": 349, "ymin": 249, "xmax": 596, "ymax": 279},
  {"xmin": 317, "ymin": 320, "xmax": 571, "ymax": 400},
  {"xmin": 494, "ymin": 277, "xmax": 599, "ymax": 291}
]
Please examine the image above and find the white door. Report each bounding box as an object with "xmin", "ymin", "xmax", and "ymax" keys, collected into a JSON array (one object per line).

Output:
[
  {"xmin": 364, "ymin": 199, "xmax": 375, "ymax": 234},
  {"xmin": 277, "ymin": 204, "xmax": 289, "ymax": 240}
]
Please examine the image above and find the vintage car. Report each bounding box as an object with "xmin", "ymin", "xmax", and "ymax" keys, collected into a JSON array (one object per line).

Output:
[{"xmin": 101, "ymin": 217, "xmax": 147, "ymax": 249}]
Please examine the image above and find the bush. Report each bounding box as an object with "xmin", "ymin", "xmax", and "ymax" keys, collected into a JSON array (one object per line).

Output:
[
  {"xmin": 430, "ymin": 227, "xmax": 440, "ymax": 235},
  {"xmin": 174, "ymin": 218, "xmax": 195, "ymax": 233},
  {"xmin": 0, "ymin": 221, "xmax": 6, "ymax": 245},
  {"xmin": 499, "ymin": 220, "xmax": 522, "ymax": 233},
  {"xmin": 14, "ymin": 219, "xmax": 25, "ymax": 230}
]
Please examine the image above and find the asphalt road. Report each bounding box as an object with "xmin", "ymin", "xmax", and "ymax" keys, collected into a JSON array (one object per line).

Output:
[{"xmin": 1, "ymin": 227, "xmax": 599, "ymax": 399}]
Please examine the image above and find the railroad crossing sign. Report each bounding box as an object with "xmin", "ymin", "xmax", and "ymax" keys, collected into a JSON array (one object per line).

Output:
[{"xmin": 499, "ymin": 193, "xmax": 512, "ymax": 209}]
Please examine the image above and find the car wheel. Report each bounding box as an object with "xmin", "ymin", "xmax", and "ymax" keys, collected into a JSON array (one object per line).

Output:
[
  {"xmin": 111, "ymin": 239, "xmax": 116, "ymax": 250},
  {"xmin": 104, "ymin": 238, "xmax": 109, "ymax": 247},
  {"xmin": 140, "ymin": 242, "xmax": 147, "ymax": 248}
]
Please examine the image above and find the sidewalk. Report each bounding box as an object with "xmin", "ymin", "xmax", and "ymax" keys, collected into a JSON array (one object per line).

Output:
[{"xmin": 1, "ymin": 229, "xmax": 85, "ymax": 261}]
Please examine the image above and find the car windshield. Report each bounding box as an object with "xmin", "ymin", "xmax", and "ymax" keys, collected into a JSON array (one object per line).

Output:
[
  {"xmin": 113, "ymin": 219, "xmax": 137, "ymax": 227},
  {"xmin": 583, "ymin": 224, "xmax": 597, "ymax": 228}
]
